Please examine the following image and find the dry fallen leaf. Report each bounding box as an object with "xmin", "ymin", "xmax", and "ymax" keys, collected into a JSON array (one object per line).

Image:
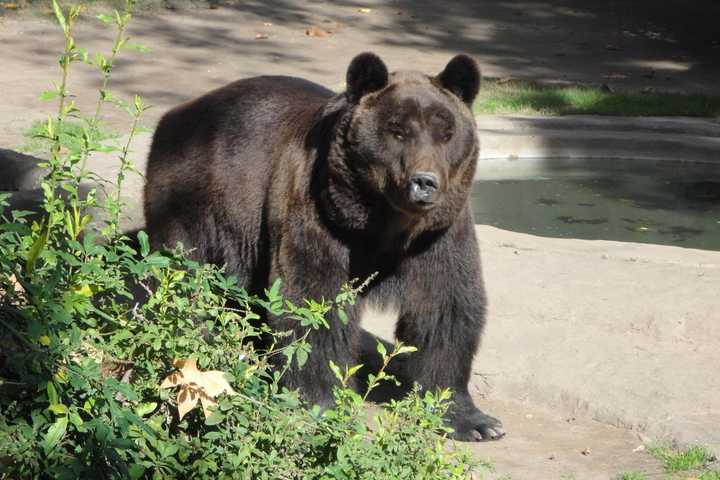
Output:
[
  {"xmin": 160, "ymin": 358, "xmax": 236, "ymax": 420},
  {"xmin": 1, "ymin": 2, "xmax": 19, "ymax": 8},
  {"xmin": 305, "ymin": 26, "xmax": 330, "ymax": 37},
  {"xmin": 358, "ymin": 7, "xmax": 371, "ymax": 13},
  {"xmin": 8, "ymin": 274, "xmax": 24, "ymax": 294}
]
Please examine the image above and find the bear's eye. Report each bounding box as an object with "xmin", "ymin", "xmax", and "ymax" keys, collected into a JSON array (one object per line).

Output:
[
  {"xmin": 387, "ymin": 122, "xmax": 407, "ymax": 141},
  {"xmin": 442, "ymin": 130, "xmax": 454, "ymax": 142}
]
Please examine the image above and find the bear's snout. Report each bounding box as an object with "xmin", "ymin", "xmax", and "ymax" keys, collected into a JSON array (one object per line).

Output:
[{"xmin": 408, "ymin": 171, "xmax": 439, "ymax": 206}]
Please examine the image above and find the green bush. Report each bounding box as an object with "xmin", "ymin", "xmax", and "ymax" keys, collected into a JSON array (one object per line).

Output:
[{"xmin": 0, "ymin": 1, "xmax": 483, "ymax": 478}]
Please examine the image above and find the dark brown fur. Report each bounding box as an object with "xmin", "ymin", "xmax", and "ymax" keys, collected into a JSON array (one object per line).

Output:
[{"xmin": 144, "ymin": 53, "xmax": 504, "ymax": 441}]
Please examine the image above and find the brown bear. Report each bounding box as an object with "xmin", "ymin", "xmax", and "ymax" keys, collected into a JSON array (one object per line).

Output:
[{"xmin": 144, "ymin": 53, "xmax": 504, "ymax": 441}]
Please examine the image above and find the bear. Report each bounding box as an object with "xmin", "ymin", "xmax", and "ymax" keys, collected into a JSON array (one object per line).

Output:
[{"xmin": 143, "ymin": 53, "xmax": 504, "ymax": 441}]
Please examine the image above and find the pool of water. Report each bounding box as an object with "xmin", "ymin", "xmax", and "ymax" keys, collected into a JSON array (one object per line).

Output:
[{"xmin": 471, "ymin": 158, "xmax": 720, "ymax": 251}]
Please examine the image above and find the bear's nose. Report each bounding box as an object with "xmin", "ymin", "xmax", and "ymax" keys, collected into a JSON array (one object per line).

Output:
[{"xmin": 409, "ymin": 172, "xmax": 439, "ymax": 204}]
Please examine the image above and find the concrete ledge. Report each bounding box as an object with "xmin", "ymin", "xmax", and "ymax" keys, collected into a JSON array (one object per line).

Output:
[{"xmin": 477, "ymin": 115, "xmax": 720, "ymax": 167}]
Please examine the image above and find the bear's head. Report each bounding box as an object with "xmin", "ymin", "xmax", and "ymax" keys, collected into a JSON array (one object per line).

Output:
[{"xmin": 328, "ymin": 53, "xmax": 480, "ymax": 238}]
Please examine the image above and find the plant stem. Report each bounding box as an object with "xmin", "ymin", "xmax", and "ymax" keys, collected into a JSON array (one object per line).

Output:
[
  {"xmin": 80, "ymin": 1, "xmax": 133, "ymax": 181},
  {"xmin": 111, "ymin": 108, "xmax": 142, "ymax": 235}
]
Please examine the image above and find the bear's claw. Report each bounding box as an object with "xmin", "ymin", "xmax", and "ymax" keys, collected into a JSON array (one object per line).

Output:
[{"xmin": 449, "ymin": 408, "xmax": 505, "ymax": 442}]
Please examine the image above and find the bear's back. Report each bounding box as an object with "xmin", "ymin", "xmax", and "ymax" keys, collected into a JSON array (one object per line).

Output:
[{"xmin": 144, "ymin": 76, "xmax": 334, "ymax": 291}]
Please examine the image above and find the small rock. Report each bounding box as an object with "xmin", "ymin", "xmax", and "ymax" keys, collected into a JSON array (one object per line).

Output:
[
  {"xmin": 255, "ymin": 33, "xmax": 269, "ymax": 40},
  {"xmin": 305, "ymin": 26, "xmax": 330, "ymax": 37},
  {"xmin": 633, "ymin": 445, "xmax": 646, "ymax": 452},
  {"xmin": 581, "ymin": 447, "xmax": 591, "ymax": 456}
]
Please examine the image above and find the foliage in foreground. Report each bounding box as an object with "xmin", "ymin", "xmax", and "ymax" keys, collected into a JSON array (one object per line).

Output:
[{"xmin": 0, "ymin": 1, "xmax": 482, "ymax": 478}]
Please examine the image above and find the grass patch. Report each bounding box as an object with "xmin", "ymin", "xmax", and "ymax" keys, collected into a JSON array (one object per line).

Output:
[
  {"xmin": 616, "ymin": 472, "xmax": 647, "ymax": 480},
  {"xmin": 474, "ymin": 78, "xmax": 720, "ymax": 117},
  {"xmin": 700, "ymin": 471, "xmax": 720, "ymax": 480},
  {"xmin": 649, "ymin": 445, "xmax": 716, "ymax": 473}
]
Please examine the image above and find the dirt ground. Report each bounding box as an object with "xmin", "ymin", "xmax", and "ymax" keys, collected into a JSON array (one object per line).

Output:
[
  {"xmin": 2, "ymin": 1, "xmax": 720, "ymax": 478},
  {"xmin": 2, "ymin": 0, "xmax": 720, "ymax": 146}
]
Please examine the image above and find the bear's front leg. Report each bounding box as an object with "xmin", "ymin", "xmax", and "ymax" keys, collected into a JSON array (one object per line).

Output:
[
  {"xmin": 394, "ymin": 304, "xmax": 505, "ymax": 442},
  {"xmin": 268, "ymin": 229, "xmax": 361, "ymax": 409},
  {"xmin": 394, "ymin": 221, "xmax": 505, "ymax": 441},
  {"xmin": 270, "ymin": 304, "xmax": 360, "ymax": 409}
]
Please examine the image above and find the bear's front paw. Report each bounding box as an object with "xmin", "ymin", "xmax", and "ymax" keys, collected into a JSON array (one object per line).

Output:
[{"xmin": 447, "ymin": 407, "xmax": 505, "ymax": 442}]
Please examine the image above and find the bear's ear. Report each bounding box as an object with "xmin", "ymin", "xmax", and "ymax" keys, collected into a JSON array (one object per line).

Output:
[
  {"xmin": 436, "ymin": 54, "xmax": 481, "ymax": 106},
  {"xmin": 346, "ymin": 52, "xmax": 389, "ymax": 103}
]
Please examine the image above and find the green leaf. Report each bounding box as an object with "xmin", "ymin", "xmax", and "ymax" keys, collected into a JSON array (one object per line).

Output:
[
  {"xmin": 296, "ymin": 345, "xmax": 308, "ymax": 368},
  {"xmin": 135, "ymin": 402, "xmax": 157, "ymax": 417},
  {"xmin": 47, "ymin": 382, "xmax": 59, "ymax": 405},
  {"xmin": 40, "ymin": 90, "xmax": 59, "ymax": 101},
  {"xmin": 267, "ymin": 278, "xmax": 282, "ymax": 301},
  {"xmin": 48, "ymin": 404, "xmax": 69, "ymax": 416},
  {"xmin": 396, "ymin": 344, "xmax": 418, "ymax": 356},
  {"xmin": 204, "ymin": 412, "xmax": 225, "ymax": 426},
  {"xmin": 126, "ymin": 43, "xmax": 150, "ymax": 53},
  {"xmin": 51, "ymin": 0, "xmax": 68, "ymax": 34},
  {"xmin": 376, "ymin": 341, "xmax": 387, "ymax": 357},
  {"xmin": 96, "ymin": 13, "xmax": 114, "ymax": 24},
  {"xmin": 328, "ymin": 361, "xmax": 342, "ymax": 381},
  {"xmin": 42, "ymin": 416, "xmax": 68, "ymax": 453},
  {"xmin": 337, "ymin": 308, "xmax": 348, "ymax": 325},
  {"xmin": 145, "ymin": 254, "xmax": 169, "ymax": 268},
  {"xmin": 137, "ymin": 230, "xmax": 149, "ymax": 257},
  {"xmin": 73, "ymin": 284, "xmax": 95, "ymax": 298},
  {"xmin": 128, "ymin": 464, "xmax": 146, "ymax": 480},
  {"xmin": 346, "ymin": 364, "xmax": 364, "ymax": 378},
  {"xmin": 25, "ymin": 226, "xmax": 48, "ymax": 274},
  {"xmin": 68, "ymin": 411, "xmax": 84, "ymax": 428}
]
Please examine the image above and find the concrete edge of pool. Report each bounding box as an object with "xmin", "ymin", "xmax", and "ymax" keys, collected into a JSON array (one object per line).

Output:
[{"xmin": 476, "ymin": 115, "xmax": 720, "ymax": 178}]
